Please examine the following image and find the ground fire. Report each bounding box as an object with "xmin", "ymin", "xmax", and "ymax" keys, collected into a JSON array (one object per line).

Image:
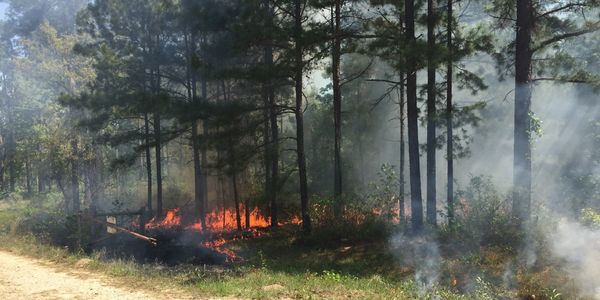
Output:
[{"xmin": 140, "ymin": 207, "xmax": 301, "ymax": 262}]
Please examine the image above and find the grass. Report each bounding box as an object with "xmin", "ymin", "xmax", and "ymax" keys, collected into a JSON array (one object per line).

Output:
[{"xmin": 0, "ymin": 198, "xmax": 585, "ymax": 300}]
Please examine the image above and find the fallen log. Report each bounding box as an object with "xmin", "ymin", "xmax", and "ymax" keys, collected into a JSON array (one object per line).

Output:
[{"xmin": 89, "ymin": 217, "xmax": 157, "ymax": 246}]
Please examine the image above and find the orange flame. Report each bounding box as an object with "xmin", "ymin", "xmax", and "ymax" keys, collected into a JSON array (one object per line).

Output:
[
  {"xmin": 145, "ymin": 208, "xmax": 182, "ymax": 229},
  {"xmin": 143, "ymin": 206, "xmax": 302, "ymax": 262},
  {"xmin": 188, "ymin": 206, "xmax": 271, "ymax": 231}
]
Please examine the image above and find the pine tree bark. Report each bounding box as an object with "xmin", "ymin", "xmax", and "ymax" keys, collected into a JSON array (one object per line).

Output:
[
  {"xmin": 262, "ymin": 81, "xmax": 273, "ymax": 227},
  {"xmin": 332, "ymin": 0, "xmax": 343, "ymax": 218},
  {"xmin": 0, "ymin": 164, "xmax": 5, "ymax": 192},
  {"xmin": 294, "ymin": 0, "xmax": 311, "ymax": 234},
  {"xmin": 264, "ymin": 0, "xmax": 279, "ymax": 227},
  {"xmin": 426, "ymin": 0, "xmax": 437, "ymax": 226},
  {"xmin": 232, "ymin": 162, "xmax": 242, "ymax": 231},
  {"xmin": 446, "ymin": 0, "xmax": 455, "ymax": 225},
  {"xmin": 405, "ymin": 0, "xmax": 424, "ymax": 231},
  {"xmin": 70, "ymin": 138, "xmax": 80, "ymax": 213},
  {"xmin": 269, "ymin": 90, "xmax": 279, "ymax": 227},
  {"xmin": 192, "ymin": 121, "xmax": 206, "ymax": 227},
  {"xmin": 38, "ymin": 168, "xmax": 45, "ymax": 193},
  {"xmin": 154, "ymin": 112, "xmax": 163, "ymax": 219},
  {"xmin": 188, "ymin": 32, "xmax": 207, "ymax": 230},
  {"xmin": 7, "ymin": 130, "xmax": 15, "ymax": 193},
  {"xmin": 144, "ymin": 113, "xmax": 153, "ymax": 215},
  {"xmin": 84, "ymin": 164, "xmax": 91, "ymax": 207},
  {"xmin": 399, "ymin": 73, "xmax": 406, "ymax": 223},
  {"xmin": 512, "ymin": 0, "xmax": 533, "ymax": 222},
  {"xmin": 25, "ymin": 158, "xmax": 32, "ymax": 196},
  {"xmin": 89, "ymin": 151, "xmax": 101, "ymax": 216},
  {"xmin": 5, "ymin": 94, "xmax": 16, "ymax": 193},
  {"xmin": 8, "ymin": 159, "xmax": 14, "ymax": 193},
  {"xmin": 153, "ymin": 33, "xmax": 163, "ymax": 219},
  {"xmin": 245, "ymin": 194, "xmax": 250, "ymax": 229},
  {"xmin": 201, "ymin": 85, "xmax": 209, "ymax": 216}
]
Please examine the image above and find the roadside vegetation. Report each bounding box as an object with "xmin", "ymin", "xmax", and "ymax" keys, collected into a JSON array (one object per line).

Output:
[{"xmin": 1, "ymin": 183, "xmax": 596, "ymax": 299}]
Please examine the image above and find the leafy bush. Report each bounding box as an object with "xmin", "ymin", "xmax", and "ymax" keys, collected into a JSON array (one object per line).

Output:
[
  {"xmin": 16, "ymin": 206, "xmax": 96, "ymax": 250},
  {"xmin": 440, "ymin": 175, "xmax": 522, "ymax": 251},
  {"xmin": 361, "ymin": 163, "xmax": 399, "ymax": 215},
  {"xmin": 298, "ymin": 212, "xmax": 392, "ymax": 247},
  {"xmin": 579, "ymin": 208, "xmax": 600, "ymax": 229}
]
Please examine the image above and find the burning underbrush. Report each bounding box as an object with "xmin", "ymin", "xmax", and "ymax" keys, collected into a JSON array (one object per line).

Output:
[{"xmin": 93, "ymin": 207, "xmax": 300, "ymax": 266}]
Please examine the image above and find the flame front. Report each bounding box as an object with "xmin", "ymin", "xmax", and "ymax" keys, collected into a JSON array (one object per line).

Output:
[
  {"xmin": 189, "ymin": 206, "xmax": 270, "ymax": 231},
  {"xmin": 145, "ymin": 208, "xmax": 182, "ymax": 229},
  {"xmin": 143, "ymin": 206, "xmax": 300, "ymax": 263}
]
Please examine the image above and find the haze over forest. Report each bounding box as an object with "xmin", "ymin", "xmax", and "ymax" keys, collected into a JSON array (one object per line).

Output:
[{"xmin": 0, "ymin": 0, "xmax": 598, "ymax": 299}]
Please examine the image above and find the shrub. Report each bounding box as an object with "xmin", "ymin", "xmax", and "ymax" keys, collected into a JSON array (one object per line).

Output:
[
  {"xmin": 579, "ymin": 208, "xmax": 600, "ymax": 229},
  {"xmin": 440, "ymin": 175, "xmax": 522, "ymax": 251},
  {"xmin": 16, "ymin": 206, "xmax": 96, "ymax": 251}
]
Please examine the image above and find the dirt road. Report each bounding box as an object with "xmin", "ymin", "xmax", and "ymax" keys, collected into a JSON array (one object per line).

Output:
[{"xmin": 0, "ymin": 250, "xmax": 192, "ymax": 300}]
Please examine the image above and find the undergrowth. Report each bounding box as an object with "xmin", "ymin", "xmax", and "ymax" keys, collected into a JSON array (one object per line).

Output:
[{"xmin": 0, "ymin": 181, "xmax": 591, "ymax": 299}]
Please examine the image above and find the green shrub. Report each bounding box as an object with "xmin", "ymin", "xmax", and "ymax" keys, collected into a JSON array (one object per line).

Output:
[
  {"xmin": 297, "ymin": 214, "xmax": 392, "ymax": 248},
  {"xmin": 16, "ymin": 206, "xmax": 96, "ymax": 250},
  {"xmin": 579, "ymin": 208, "xmax": 600, "ymax": 229},
  {"xmin": 440, "ymin": 175, "xmax": 522, "ymax": 251}
]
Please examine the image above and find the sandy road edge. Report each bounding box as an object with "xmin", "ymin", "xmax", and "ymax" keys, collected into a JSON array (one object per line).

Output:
[{"xmin": 0, "ymin": 249, "xmax": 216, "ymax": 299}]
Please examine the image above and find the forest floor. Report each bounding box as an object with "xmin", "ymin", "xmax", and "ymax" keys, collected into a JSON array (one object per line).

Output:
[
  {"xmin": 0, "ymin": 199, "xmax": 586, "ymax": 299},
  {"xmin": 0, "ymin": 249, "xmax": 200, "ymax": 300}
]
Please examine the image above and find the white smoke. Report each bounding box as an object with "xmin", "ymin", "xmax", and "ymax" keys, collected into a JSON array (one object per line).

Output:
[
  {"xmin": 550, "ymin": 219, "xmax": 600, "ymax": 299},
  {"xmin": 390, "ymin": 233, "xmax": 441, "ymax": 295}
]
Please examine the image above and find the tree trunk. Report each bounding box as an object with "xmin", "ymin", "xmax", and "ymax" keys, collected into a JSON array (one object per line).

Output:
[
  {"xmin": 513, "ymin": 0, "xmax": 533, "ymax": 222},
  {"xmin": 84, "ymin": 165, "xmax": 91, "ymax": 208},
  {"xmin": 89, "ymin": 151, "xmax": 101, "ymax": 216},
  {"xmin": 245, "ymin": 194, "xmax": 250, "ymax": 229},
  {"xmin": 426, "ymin": 0, "xmax": 437, "ymax": 226},
  {"xmin": 7, "ymin": 128, "xmax": 15, "ymax": 192},
  {"xmin": 218, "ymin": 161, "xmax": 226, "ymax": 229},
  {"xmin": 201, "ymin": 35, "xmax": 210, "ymax": 215},
  {"xmin": 294, "ymin": 0, "xmax": 311, "ymax": 234},
  {"xmin": 6, "ymin": 100, "xmax": 16, "ymax": 193},
  {"xmin": 8, "ymin": 159, "xmax": 14, "ymax": 193},
  {"xmin": 262, "ymin": 84, "xmax": 272, "ymax": 226},
  {"xmin": 232, "ymin": 164, "xmax": 242, "ymax": 231},
  {"xmin": 144, "ymin": 113, "xmax": 153, "ymax": 215},
  {"xmin": 0, "ymin": 160, "xmax": 5, "ymax": 192},
  {"xmin": 446, "ymin": 0, "xmax": 455, "ymax": 225},
  {"xmin": 57, "ymin": 175, "xmax": 70, "ymax": 212},
  {"xmin": 332, "ymin": 0, "xmax": 343, "ymax": 218},
  {"xmin": 192, "ymin": 120, "xmax": 207, "ymax": 228},
  {"xmin": 189, "ymin": 31, "xmax": 207, "ymax": 230},
  {"xmin": 405, "ymin": 0, "xmax": 424, "ymax": 231},
  {"xmin": 201, "ymin": 111, "xmax": 209, "ymax": 215},
  {"xmin": 25, "ymin": 158, "xmax": 32, "ymax": 196},
  {"xmin": 37, "ymin": 144, "xmax": 45, "ymax": 193},
  {"xmin": 38, "ymin": 169, "xmax": 45, "ymax": 193},
  {"xmin": 269, "ymin": 92, "xmax": 280, "ymax": 227},
  {"xmin": 263, "ymin": 0, "xmax": 279, "ymax": 228},
  {"xmin": 70, "ymin": 138, "xmax": 80, "ymax": 213},
  {"xmin": 154, "ymin": 112, "xmax": 163, "ymax": 219},
  {"xmin": 399, "ymin": 73, "xmax": 406, "ymax": 223}
]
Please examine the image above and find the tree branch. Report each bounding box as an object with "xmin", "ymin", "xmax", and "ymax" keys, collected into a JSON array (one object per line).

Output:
[
  {"xmin": 538, "ymin": 2, "xmax": 587, "ymax": 18},
  {"xmin": 340, "ymin": 58, "xmax": 374, "ymax": 87},
  {"xmin": 366, "ymin": 78, "xmax": 404, "ymax": 85},
  {"xmin": 533, "ymin": 23, "xmax": 600, "ymax": 52},
  {"xmin": 532, "ymin": 77, "xmax": 592, "ymax": 84}
]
